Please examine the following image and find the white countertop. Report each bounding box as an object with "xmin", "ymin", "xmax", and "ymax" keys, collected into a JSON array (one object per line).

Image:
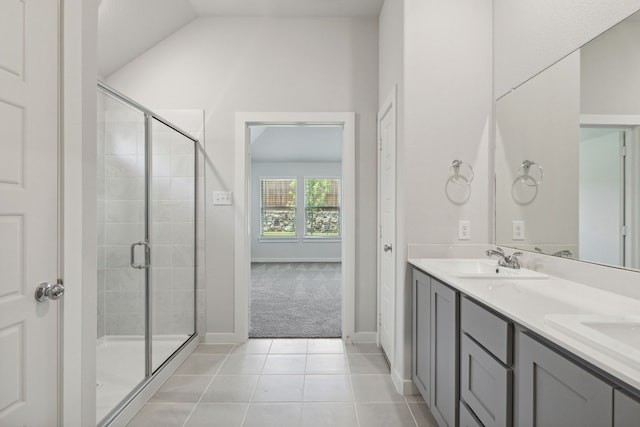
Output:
[{"xmin": 409, "ymin": 257, "xmax": 640, "ymax": 392}]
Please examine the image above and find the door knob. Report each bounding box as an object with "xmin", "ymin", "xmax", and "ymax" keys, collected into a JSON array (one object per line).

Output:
[
  {"xmin": 384, "ymin": 243, "xmax": 393, "ymax": 252},
  {"xmin": 35, "ymin": 281, "xmax": 65, "ymax": 302}
]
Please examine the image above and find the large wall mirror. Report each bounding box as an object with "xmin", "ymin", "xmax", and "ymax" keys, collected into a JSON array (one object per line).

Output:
[{"xmin": 495, "ymin": 10, "xmax": 640, "ymax": 270}]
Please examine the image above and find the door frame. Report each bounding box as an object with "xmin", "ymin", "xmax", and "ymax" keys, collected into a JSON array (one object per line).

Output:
[
  {"xmin": 376, "ymin": 87, "xmax": 397, "ymax": 364},
  {"xmin": 61, "ymin": 1, "xmax": 99, "ymax": 425},
  {"xmin": 234, "ymin": 112, "xmax": 356, "ymax": 341}
]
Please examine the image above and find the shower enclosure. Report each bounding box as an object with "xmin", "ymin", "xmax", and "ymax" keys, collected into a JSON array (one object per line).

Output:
[{"xmin": 96, "ymin": 83, "xmax": 198, "ymax": 424}]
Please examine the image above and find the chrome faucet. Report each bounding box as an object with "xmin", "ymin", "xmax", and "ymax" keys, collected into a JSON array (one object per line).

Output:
[{"xmin": 485, "ymin": 247, "xmax": 523, "ymax": 269}]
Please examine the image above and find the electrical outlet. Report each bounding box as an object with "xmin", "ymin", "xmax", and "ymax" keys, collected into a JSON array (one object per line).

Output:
[
  {"xmin": 458, "ymin": 220, "xmax": 471, "ymax": 240},
  {"xmin": 213, "ymin": 191, "xmax": 233, "ymax": 206},
  {"xmin": 512, "ymin": 220, "xmax": 525, "ymax": 240}
]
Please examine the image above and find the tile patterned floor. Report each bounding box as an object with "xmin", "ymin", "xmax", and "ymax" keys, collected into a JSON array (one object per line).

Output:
[{"xmin": 126, "ymin": 339, "xmax": 437, "ymax": 427}]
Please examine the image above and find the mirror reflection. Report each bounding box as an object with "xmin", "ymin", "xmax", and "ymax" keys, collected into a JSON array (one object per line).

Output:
[{"xmin": 495, "ymin": 10, "xmax": 640, "ymax": 270}]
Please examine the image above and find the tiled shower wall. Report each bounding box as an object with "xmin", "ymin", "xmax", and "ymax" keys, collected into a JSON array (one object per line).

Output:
[
  {"xmin": 99, "ymin": 98, "xmax": 147, "ymax": 336},
  {"xmin": 152, "ymin": 110, "xmax": 206, "ymax": 337},
  {"xmin": 149, "ymin": 120, "xmax": 196, "ymax": 336}
]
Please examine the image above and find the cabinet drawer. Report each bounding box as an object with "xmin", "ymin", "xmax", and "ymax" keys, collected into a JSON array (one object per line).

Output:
[
  {"xmin": 461, "ymin": 296, "xmax": 512, "ymax": 364},
  {"xmin": 461, "ymin": 333, "xmax": 512, "ymax": 427},
  {"xmin": 460, "ymin": 401, "xmax": 484, "ymax": 427}
]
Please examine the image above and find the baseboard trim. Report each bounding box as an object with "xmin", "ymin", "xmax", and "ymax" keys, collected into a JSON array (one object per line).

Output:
[
  {"xmin": 106, "ymin": 336, "xmax": 199, "ymax": 427},
  {"xmin": 204, "ymin": 332, "xmax": 245, "ymax": 344},
  {"xmin": 251, "ymin": 258, "xmax": 341, "ymax": 263},
  {"xmin": 391, "ymin": 368, "xmax": 419, "ymax": 395},
  {"xmin": 349, "ymin": 332, "xmax": 377, "ymax": 343}
]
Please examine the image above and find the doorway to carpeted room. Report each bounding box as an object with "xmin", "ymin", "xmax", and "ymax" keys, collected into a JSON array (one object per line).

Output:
[{"xmin": 249, "ymin": 262, "xmax": 342, "ymax": 338}]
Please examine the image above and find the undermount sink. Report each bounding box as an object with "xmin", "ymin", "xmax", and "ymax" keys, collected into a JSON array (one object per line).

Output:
[
  {"xmin": 545, "ymin": 315, "xmax": 640, "ymax": 370},
  {"xmin": 436, "ymin": 259, "xmax": 548, "ymax": 280}
]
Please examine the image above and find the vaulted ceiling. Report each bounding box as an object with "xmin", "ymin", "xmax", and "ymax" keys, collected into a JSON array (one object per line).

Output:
[{"xmin": 98, "ymin": 0, "xmax": 384, "ymax": 77}]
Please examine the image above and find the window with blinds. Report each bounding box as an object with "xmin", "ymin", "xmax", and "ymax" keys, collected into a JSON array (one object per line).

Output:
[
  {"xmin": 260, "ymin": 178, "xmax": 296, "ymax": 236},
  {"xmin": 305, "ymin": 178, "xmax": 341, "ymax": 237}
]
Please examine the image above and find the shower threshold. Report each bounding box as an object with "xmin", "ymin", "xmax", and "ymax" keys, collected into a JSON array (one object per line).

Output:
[{"xmin": 96, "ymin": 335, "xmax": 188, "ymax": 422}]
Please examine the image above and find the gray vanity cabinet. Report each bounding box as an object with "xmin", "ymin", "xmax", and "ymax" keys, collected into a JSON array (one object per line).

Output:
[
  {"xmin": 460, "ymin": 297, "xmax": 513, "ymax": 427},
  {"xmin": 517, "ymin": 332, "xmax": 613, "ymax": 427},
  {"xmin": 459, "ymin": 401, "xmax": 483, "ymax": 427},
  {"xmin": 614, "ymin": 389, "xmax": 640, "ymax": 427},
  {"xmin": 412, "ymin": 269, "xmax": 431, "ymax": 401},
  {"xmin": 412, "ymin": 268, "xmax": 459, "ymax": 427}
]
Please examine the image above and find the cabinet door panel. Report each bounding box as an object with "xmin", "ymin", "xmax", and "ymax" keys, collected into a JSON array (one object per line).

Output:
[
  {"xmin": 460, "ymin": 401, "xmax": 485, "ymax": 427},
  {"xmin": 430, "ymin": 279, "xmax": 458, "ymax": 427},
  {"xmin": 614, "ymin": 389, "xmax": 640, "ymax": 427},
  {"xmin": 461, "ymin": 334, "xmax": 512, "ymax": 427},
  {"xmin": 518, "ymin": 332, "xmax": 612, "ymax": 427},
  {"xmin": 413, "ymin": 269, "xmax": 431, "ymax": 402}
]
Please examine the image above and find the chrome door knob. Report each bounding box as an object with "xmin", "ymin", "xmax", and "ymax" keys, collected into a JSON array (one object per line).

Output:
[
  {"xmin": 35, "ymin": 281, "xmax": 65, "ymax": 302},
  {"xmin": 383, "ymin": 243, "xmax": 393, "ymax": 252}
]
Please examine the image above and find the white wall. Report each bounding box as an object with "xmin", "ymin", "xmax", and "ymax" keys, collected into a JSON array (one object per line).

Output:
[
  {"xmin": 106, "ymin": 16, "xmax": 379, "ymax": 337},
  {"xmin": 378, "ymin": 0, "xmax": 493, "ymax": 390},
  {"xmin": 400, "ymin": 0, "xmax": 493, "ymax": 384},
  {"xmin": 251, "ymin": 161, "xmax": 342, "ymax": 261},
  {"xmin": 494, "ymin": 0, "xmax": 640, "ymax": 97}
]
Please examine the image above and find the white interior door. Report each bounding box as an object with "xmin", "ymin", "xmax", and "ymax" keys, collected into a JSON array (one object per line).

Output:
[
  {"xmin": 378, "ymin": 90, "xmax": 396, "ymax": 366},
  {"xmin": 0, "ymin": 0, "xmax": 60, "ymax": 425}
]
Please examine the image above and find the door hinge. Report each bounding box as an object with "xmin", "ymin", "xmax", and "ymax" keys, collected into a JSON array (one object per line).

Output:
[
  {"xmin": 622, "ymin": 225, "xmax": 627, "ymax": 236},
  {"xmin": 621, "ymin": 145, "xmax": 627, "ymax": 158}
]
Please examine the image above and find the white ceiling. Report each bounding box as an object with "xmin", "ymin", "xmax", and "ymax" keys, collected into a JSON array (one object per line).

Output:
[
  {"xmin": 250, "ymin": 126, "xmax": 343, "ymax": 163},
  {"xmin": 98, "ymin": 0, "xmax": 384, "ymax": 77}
]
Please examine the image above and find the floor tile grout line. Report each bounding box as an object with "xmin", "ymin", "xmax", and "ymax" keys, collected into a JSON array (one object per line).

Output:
[
  {"xmin": 178, "ymin": 345, "xmax": 234, "ymax": 427},
  {"xmin": 405, "ymin": 400, "xmax": 421, "ymax": 427},
  {"xmin": 344, "ymin": 343, "xmax": 363, "ymax": 427}
]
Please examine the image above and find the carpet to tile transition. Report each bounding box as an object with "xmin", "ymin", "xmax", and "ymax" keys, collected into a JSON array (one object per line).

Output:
[{"xmin": 249, "ymin": 262, "xmax": 342, "ymax": 338}]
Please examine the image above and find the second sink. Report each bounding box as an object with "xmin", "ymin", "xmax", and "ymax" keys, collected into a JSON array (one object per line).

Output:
[{"xmin": 436, "ymin": 259, "xmax": 548, "ymax": 280}]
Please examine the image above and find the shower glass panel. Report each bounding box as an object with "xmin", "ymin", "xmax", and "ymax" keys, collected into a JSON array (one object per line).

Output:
[
  {"xmin": 96, "ymin": 90, "xmax": 148, "ymax": 422},
  {"xmin": 150, "ymin": 118, "xmax": 196, "ymax": 372},
  {"xmin": 96, "ymin": 83, "xmax": 198, "ymax": 425}
]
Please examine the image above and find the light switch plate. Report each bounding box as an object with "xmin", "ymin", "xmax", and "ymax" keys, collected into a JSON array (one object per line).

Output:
[
  {"xmin": 213, "ymin": 191, "xmax": 233, "ymax": 206},
  {"xmin": 458, "ymin": 220, "xmax": 471, "ymax": 240},
  {"xmin": 512, "ymin": 220, "xmax": 525, "ymax": 240}
]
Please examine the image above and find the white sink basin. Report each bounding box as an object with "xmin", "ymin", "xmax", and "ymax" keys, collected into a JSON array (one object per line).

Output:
[
  {"xmin": 545, "ymin": 315, "xmax": 640, "ymax": 370},
  {"xmin": 436, "ymin": 259, "xmax": 548, "ymax": 280}
]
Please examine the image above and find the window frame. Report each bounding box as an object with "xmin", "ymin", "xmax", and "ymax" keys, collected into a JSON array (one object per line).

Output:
[
  {"xmin": 303, "ymin": 176, "xmax": 342, "ymax": 240},
  {"xmin": 259, "ymin": 176, "xmax": 298, "ymax": 240}
]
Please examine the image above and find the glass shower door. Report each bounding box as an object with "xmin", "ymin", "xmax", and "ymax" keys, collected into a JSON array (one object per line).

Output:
[
  {"xmin": 96, "ymin": 83, "xmax": 199, "ymax": 425},
  {"xmin": 96, "ymin": 90, "xmax": 148, "ymax": 422},
  {"xmin": 149, "ymin": 118, "xmax": 196, "ymax": 372}
]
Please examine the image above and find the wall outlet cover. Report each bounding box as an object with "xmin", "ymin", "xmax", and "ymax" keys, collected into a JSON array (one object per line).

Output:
[
  {"xmin": 458, "ymin": 220, "xmax": 471, "ymax": 240},
  {"xmin": 512, "ymin": 220, "xmax": 525, "ymax": 240}
]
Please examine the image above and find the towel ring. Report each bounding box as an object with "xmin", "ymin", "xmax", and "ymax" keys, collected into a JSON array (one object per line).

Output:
[
  {"xmin": 449, "ymin": 160, "xmax": 474, "ymax": 185},
  {"xmin": 517, "ymin": 160, "xmax": 543, "ymax": 186}
]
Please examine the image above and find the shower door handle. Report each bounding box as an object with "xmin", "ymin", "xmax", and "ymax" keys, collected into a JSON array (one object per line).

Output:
[{"xmin": 130, "ymin": 241, "xmax": 150, "ymax": 269}]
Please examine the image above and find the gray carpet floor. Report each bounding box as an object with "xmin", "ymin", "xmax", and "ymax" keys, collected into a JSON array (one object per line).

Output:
[{"xmin": 249, "ymin": 262, "xmax": 342, "ymax": 338}]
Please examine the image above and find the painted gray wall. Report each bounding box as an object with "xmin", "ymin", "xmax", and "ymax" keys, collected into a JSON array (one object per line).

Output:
[{"xmin": 106, "ymin": 16, "xmax": 379, "ymax": 337}]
